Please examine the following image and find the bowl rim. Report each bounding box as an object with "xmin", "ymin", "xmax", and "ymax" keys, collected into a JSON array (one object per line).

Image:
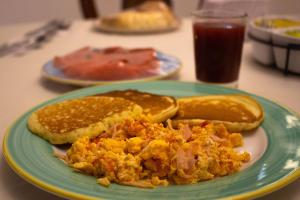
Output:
[
  {"xmin": 249, "ymin": 15, "xmax": 300, "ymax": 31},
  {"xmin": 273, "ymin": 27, "xmax": 300, "ymax": 40}
]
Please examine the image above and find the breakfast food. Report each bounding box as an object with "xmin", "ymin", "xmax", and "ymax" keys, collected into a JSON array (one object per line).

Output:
[
  {"xmin": 27, "ymin": 96, "xmax": 143, "ymax": 144},
  {"xmin": 65, "ymin": 119, "xmax": 250, "ymax": 188},
  {"xmin": 255, "ymin": 18, "xmax": 300, "ymax": 29},
  {"xmin": 100, "ymin": 1, "xmax": 178, "ymax": 31},
  {"xmin": 96, "ymin": 89, "xmax": 178, "ymax": 123},
  {"xmin": 285, "ymin": 29, "xmax": 300, "ymax": 38},
  {"xmin": 53, "ymin": 47, "xmax": 159, "ymax": 81},
  {"xmin": 27, "ymin": 90, "xmax": 264, "ymax": 188},
  {"xmin": 172, "ymin": 95, "xmax": 264, "ymax": 132}
]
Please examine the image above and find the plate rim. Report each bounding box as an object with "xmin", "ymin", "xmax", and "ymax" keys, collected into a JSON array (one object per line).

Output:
[
  {"xmin": 41, "ymin": 51, "xmax": 182, "ymax": 86},
  {"xmin": 2, "ymin": 80, "xmax": 300, "ymax": 200}
]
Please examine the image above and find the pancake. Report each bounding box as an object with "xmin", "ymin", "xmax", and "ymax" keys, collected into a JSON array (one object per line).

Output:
[
  {"xmin": 172, "ymin": 95, "xmax": 264, "ymax": 132},
  {"xmin": 96, "ymin": 89, "xmax": 178, "ymax": 123},
  {"xmin": 27, "ymin": 96, "xmax": 143, "ymax": 144}
]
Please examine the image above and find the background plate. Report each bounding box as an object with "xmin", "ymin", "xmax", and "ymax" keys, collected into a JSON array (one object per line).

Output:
[
  {"xmin": 93, "ymin": 19, "xmax": 181, "ymax": 34},
  {"xmin": 3, "ymin": 81, "xmax": 300, "ymax": 200},
  {"xmin": 42, "ymin": 51, "xmax": 181, "ymax": 86}
]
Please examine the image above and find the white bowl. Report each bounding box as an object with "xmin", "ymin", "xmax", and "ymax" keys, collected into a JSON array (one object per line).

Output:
[
  {"xmin": 248, "ymin": 16, "xmax": 275, "ymax": 65},
  {"xmin": 248, "ymin": 15, "xmax": 300, "ymax": 66},
  {"xmin": 272, "ymin": 27, "xmax": 300, "ymax": 73}
]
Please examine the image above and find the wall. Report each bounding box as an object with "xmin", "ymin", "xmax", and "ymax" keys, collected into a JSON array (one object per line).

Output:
[
  {"xmin": 0, "ymin": 0, "xmax": 199, "ymax": 25},
  {"xmin": 0, "ymin": 0, "xmax": 299, "ymax": 25},
  {"xmin": 0, "ymin": 0, "xmax": 81, "ymax": 25}
]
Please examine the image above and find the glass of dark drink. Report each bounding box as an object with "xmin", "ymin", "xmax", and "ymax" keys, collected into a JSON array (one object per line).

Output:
[{"xmin": 192, "ymin": 10, "xmax": 247, "ymax": 87}]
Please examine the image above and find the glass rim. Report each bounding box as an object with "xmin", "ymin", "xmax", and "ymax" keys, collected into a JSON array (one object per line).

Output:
[{"xmin": 192, "ymin": 9, "xmax": 247, "ymax": 19}]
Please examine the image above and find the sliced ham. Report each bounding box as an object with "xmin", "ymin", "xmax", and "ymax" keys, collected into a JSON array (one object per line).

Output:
[
  {"xmin": 54, "ymin": 47, "xmax": 91, "ymax": 70},
  {"xmin": 53, "ymin": 46, "xmax": 160, "ymax": 81}
]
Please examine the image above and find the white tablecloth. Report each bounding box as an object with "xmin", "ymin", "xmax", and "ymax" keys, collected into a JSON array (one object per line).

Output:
[{"xmin": 0, "ymin": 19, "xmax": 299, "ymax": 200}]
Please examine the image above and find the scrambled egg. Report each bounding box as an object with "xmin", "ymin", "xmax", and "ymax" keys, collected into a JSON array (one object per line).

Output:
[{"xmin": 66, "ymin": 120, "xmax": 250, "ymax": 188}]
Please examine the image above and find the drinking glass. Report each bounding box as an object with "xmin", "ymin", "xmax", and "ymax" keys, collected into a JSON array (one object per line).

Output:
[{"xmin": 192, "ymin": 9, "xmax": 247, "ymax": 87}]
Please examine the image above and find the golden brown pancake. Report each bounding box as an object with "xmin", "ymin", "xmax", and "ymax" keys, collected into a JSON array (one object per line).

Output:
[
  {"xmin": 172, "ymin": 95, "xmax": 264, "ymax": 132},
  {"xmin": 27, "ymin": 96, "xmax": 143, "ymax": 144},
  {"xmin": 96, "ymin": 89, "xmax": 178, "ymax": 123}
]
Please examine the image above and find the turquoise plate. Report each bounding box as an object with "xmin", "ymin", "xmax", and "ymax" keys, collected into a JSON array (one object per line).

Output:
[
  {"xmin": 3, "ymin": 81, "xmax": 300, "ymax": 200},
  {"xmin": 42, "ymin": 51, "xmax": 182, "ymax": 86}
]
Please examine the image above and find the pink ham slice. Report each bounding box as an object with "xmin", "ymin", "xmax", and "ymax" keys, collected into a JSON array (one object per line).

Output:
[
  {"xmin": 53, "ymin": 47, "xmax": 160, "ymax": 80},
  {"xmin": 54, "ymin": 47, "xmax": 91, "ymax": 70}
]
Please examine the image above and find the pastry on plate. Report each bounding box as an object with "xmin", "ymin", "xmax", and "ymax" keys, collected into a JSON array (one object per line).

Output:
[{"xmin": 100, "ymin": 1, "xmax": 179, "ymax": 31}]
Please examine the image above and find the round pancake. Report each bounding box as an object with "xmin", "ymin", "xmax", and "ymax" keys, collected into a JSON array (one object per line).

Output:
[
  {"xmin": 172, "ymin": 95, "xmax": 264, "ymax": 132},
  {"xmin": 96, "ymin": 89, "xmax": 178, "ymax": 123},
  {"xmin": 28, "ymin": 96, "xmax": 143, "ymax": 144}
]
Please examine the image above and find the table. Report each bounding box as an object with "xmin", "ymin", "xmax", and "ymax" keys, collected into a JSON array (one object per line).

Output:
[{"xmin": 0, "ymin": 19, "xmax": 299, "ymax": 200}]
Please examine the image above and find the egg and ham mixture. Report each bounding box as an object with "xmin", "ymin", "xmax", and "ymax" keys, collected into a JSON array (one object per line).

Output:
[{"xmin": 65, "ymin": 119, "xmax": 250, "ymax": 188}]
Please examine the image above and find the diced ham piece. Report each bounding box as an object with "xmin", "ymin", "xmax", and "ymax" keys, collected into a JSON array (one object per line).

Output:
[
  {"xmin": 53, "ymin": 46, "xmax": 160, "ymax": 80},
  {"xmin": 181, "ymin": 124, "xmax": 192, "ymax": 141},
  {"xmin": 176, "ymin": 148, "xmax": 196, "ymax": 172}
]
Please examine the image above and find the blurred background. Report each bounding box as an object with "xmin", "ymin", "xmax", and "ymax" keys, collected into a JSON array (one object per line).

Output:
[{"xmin": 1, "ymin": 0, "xmax": 299, "ymax": 25}]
